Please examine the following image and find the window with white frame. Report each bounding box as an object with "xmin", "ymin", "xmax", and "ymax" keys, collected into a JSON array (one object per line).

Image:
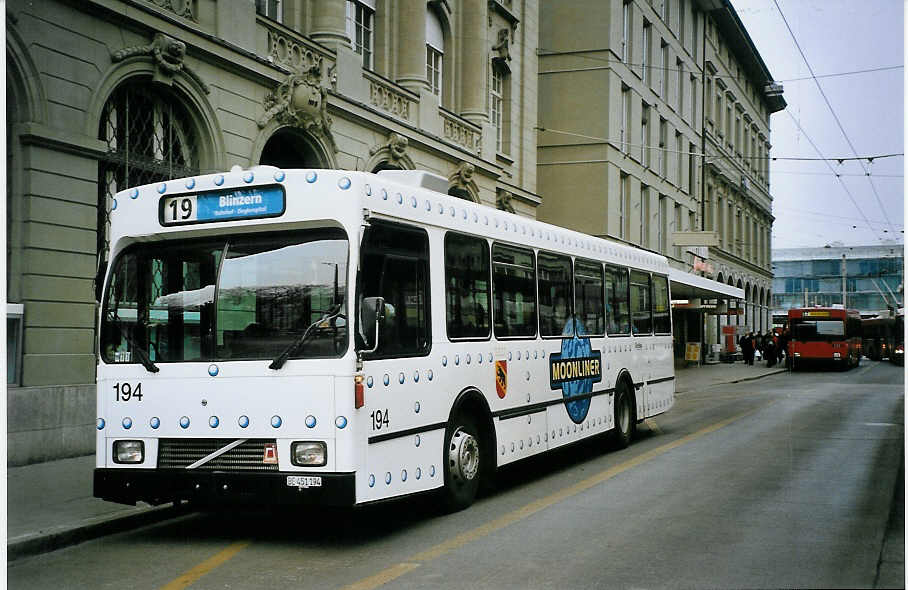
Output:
[
  {"xmin": 660, "ymin": 41, "xmax": 668, "ymax": 98},
  {"xmin": 640, "ymin": 185, "xmax": 649, "ymax": 247},
  {"xmin": 255, "ymin": 0, "xmax": 281, "ymax": 22},
  {"xmin": 426, "ymin": 8, "xmax": 444, "ymax": 101},
  {"xmin": 622, "ymin": 1, "xmax": 631, "ymax": 63},
  {"xmin": 621, "ymin": 86, "xmax": 631, "ymax": 153},
  {"xmin": 619, "ymin": 173, "xmax": 629, "ymax": 240},
  {"xmin": 642, "ymin": 21, "xmax": 651, "ymax": 83},
  {"xmin": 658, "ymin": 195, "xmax": 667, "ymax": 254},
  {"xmin": 490, "ymin": 66, "xmax": 505, "ymax": 153},
  {"xmin": 346, "ymin": 0, "xmax": 375, "ymax": 69},
  {"xmin": 641, "ymin": 104, "xmax": 650, "ymax": 166}
]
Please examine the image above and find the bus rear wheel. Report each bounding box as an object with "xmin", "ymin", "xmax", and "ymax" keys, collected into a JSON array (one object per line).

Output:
[
  {"xmin": 441, "ymin": 414, "xmax": 482, "ymax": 511},
  {"xmin": 610, "ymin": 381, "xmax": 635, "ymax": 449}
]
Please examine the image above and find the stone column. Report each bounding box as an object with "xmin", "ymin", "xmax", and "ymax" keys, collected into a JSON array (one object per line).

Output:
[
  {"xmin": 396, "ymin": 0, "xmax": 427, "ymax": 93},
  {"xmin": 310, "ymin": 0, "xmax": 349, "ymax": 52},
  {"xmin": 459, "ymin": 0, "xmax": 488, "ymax": 124}
]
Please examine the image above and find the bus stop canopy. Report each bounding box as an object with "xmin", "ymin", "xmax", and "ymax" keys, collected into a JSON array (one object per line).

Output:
[{"xmin": 668, "ymin": 268, "xmax": 744, "ymax": 301}]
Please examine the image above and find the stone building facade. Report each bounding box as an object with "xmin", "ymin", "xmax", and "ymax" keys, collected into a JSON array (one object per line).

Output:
[
  {"xmin": 537, "ymin": 0, "xmax": 784, "ymax": 355},
  {"xmin": 6, "ymin": 0, "xmax": 539, "ymax": 465}
]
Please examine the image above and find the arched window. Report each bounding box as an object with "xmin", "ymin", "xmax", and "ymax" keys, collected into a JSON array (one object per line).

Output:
[
  {"xmin": 426, "ymin": 7, "xmax": 444, "ymax": 102},
  {"xmin": 97, "ymin": 80, "xmax": 200, "ymax": 264}
]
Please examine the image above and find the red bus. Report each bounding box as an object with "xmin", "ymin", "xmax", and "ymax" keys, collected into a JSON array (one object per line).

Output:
[{"xmin": 788, "ymin": 307, "xmax": 862, "ymax": 370}]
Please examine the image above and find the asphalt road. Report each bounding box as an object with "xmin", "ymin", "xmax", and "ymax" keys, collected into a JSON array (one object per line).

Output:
[{"xmin": 8, "ymin": 361, "xmax": 904, "ymax": 590}]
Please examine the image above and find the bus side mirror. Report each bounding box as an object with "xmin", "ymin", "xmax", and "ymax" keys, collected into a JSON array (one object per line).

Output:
[{"xmin": 360, "ymin": 296, "xmax": 385, "ymax": 353}]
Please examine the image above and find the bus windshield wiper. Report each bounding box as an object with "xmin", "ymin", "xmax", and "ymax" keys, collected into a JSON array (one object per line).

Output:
[
  {"xmin": 107, "ymin": 312, "xmax": 160, "ymax": 373},
  {"xmin": 269, "ymin": 304, "xmax": 344, "ymax": 370}
]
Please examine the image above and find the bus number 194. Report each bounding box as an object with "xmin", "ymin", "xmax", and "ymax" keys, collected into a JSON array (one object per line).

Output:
[
  {"xmin": 371, "ymin": 409, "xmax": 389, "ymax": 430},
  {"xmin": 114, "ymin": 382, "xmax": 143, "ymax": 402}
]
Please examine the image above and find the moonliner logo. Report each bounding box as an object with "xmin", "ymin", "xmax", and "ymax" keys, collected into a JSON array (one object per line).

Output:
[{"xmin": 549, "ymin": 318, "xmax": 602, "ymax": 424}]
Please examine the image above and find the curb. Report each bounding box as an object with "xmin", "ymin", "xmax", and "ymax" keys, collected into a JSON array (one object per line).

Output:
[{"xmin": 7, "ymin": 502, "xmax": 190, "ymax": 562}]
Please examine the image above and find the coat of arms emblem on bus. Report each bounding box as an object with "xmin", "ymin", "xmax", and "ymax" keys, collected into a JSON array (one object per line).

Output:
[
  {"xmin": 495, "ymin": 359, "xmax": 508, "ymax": 399},
  {"xmin": 549, "ymin": 318, "xmax": 602, "ymax": 424}
]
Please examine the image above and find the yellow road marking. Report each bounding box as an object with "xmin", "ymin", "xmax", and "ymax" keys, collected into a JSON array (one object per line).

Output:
[
  {"xmin": 342, "ymin": 401, "xmax": 775, "ymax": 590},
  {"xmin": 160, "ymin": 540, "xmax": 251, "ymax": 590}
]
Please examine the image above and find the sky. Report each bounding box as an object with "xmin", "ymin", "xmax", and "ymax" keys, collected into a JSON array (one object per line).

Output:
[{"xmin": 732, "ymin": 0, "xmax": 904, "ymax": 250}]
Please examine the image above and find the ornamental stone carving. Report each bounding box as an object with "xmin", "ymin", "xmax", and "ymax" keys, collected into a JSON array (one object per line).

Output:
[
  {"xmin": 368, "ymin": 132, "xmax": 414, "ymax": 170},
  {"xmin": 492, "ymin": 28, "xmax": 511, "ymax": 63},
  {"xmin": 112, "ymin": 33, "xmax": 209, "ymax": 93},
  {"xmin": 258, "ymin": 58, "xmax": 336, "ymax": 153},
  {"xmin": 496, "ymin": 188, "xmax": 516, "ymax": 213},
  {"xmin": 448, "ymin": 162, "xmax": 479, "ymax": 202},
  {"xmin": 146, "ymin": 0, "xmax": 196, "ymax": 21}
]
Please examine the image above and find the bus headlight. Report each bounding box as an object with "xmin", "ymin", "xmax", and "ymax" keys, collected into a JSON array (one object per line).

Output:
[
  {"xmin": 833, "ymin": 352, "xmax": 841, "ymax": 359},
  {"xmin": 291, "ymin": 442, "xmax": 327, "ymax": 467},
  {"xmin": 793, "ymin": 352, "xmax": 801, "ymax": 357},
  {"xmin": 113, "ymin": 440, "xmax": 144, "ymax": 464}
]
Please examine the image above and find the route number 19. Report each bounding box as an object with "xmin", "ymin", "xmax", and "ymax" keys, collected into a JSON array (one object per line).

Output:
[{"xmin": 162, "ymin": 195, "xmax": 197, "ymax": 225}]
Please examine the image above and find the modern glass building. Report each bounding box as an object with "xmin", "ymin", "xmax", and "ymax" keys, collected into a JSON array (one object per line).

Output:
[{"xmin": 772, "ymin": 244, "xmax": 904, "ymax": 318}]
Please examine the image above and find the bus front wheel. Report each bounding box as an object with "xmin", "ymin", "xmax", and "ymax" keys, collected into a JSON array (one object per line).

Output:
[{"xmin": 441, "ymin": 414, "xmax": 482, "ymax": 511}]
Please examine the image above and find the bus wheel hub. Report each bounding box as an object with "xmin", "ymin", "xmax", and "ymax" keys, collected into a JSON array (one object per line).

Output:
[{"xmin": 449, "ymin": 428, "xmax": 479, "ymax": 482}]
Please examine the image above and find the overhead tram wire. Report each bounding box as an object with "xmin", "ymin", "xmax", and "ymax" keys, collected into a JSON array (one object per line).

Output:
[
  {"xmin": 783, "ymin": 109, "xmax": 886, "ymax": 244},
  {"xmin": 772, "ymin": 0, "xmax": 899, "ymax": 236},
  {"xmin": 536, "ymin": 126, "xmax": 902, "ymax": 163}
]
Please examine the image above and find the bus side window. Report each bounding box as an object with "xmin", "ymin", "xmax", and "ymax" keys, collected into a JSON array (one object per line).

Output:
[
  {"xmin": 492, "ymin": 243, "xmax": 537, "ymax": 338},
  {"xmin": 605, "ymin": 265, "xmax": 631, "ymax": 335},
  {"xmin": 444, "ymin": 233, "xmax": 491, "ymax": 340},
  {"xmin": 653, "ymin": 275, "xmax": 671, "ymax": 334},
  {"xmin": 574, "ymin": 259, "xmax": 605, "ymax": 336},
  {"xmin": 359, "ymin": 221, "xmax": 431, "ymax": 357},
  {"xmin": 630, "ymin": 270, "xmax": 652, "ymax": 335},
  {"xmin": 538, "ymin": 252, "xmax": 573, "ymax": 337}
]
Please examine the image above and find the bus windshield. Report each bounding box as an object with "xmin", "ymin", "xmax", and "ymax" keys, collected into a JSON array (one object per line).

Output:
[
  {"xmin": 791, "ymin": 319, "xmax": 845, "ymax": 341},
  {"xmin": 101, "ymin": 229, "xmax": 348, "ymax": 364}
]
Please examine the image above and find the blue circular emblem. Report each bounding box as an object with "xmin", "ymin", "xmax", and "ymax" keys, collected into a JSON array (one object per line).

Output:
[{"xmin": 551, "ymin": 318, "xmax": 601, "ymax": 424}]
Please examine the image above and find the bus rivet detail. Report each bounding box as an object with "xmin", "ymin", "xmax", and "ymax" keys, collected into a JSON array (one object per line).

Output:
[
  {"xmin": 413, "ymin": 371, "xmax": 419, "ymax": 382},
  {"xmin": 364, "ymin": 183, "xmax": 372, "ymax": 195},
  {"xmin": 396, "ymin": 193, "xmax": 402, "ymax": 204},
  {"xmin": 238, "ymin": 415, "xmax": 249, "ymax": 428},
  {"xmin": 425, "ymin": 200, "xmax": 431, "ymax": 211},
  {"xmin": 368, "ymin": 474, "xmax": 375, "ymax": 487},
  {"xmin": 427, "ymin": 370, "xmax": 433, "ymax": 381},
  {"xmin": 339, "ymin": 177, "xmax": 351, "ymax": 190},
  {"xmin": 97, "ymin": 418, "xmax": 105, "ymax": 430},
  {"xmin": 508, "ymin": 352, "xmax": 512, "ymax": 361},
  {"xmin": 122, "ymin": 417, "xmax": 132, "ymax": 429},
  {"xmin": 455, "ymin": 355, "xmax": 460, "ymax": 366},
  {"xmin": 306, "ymin": 171, "xmax": 318, "ymax": 183},
  {"xmin": 466, "ymin": 354, "xmax": 471, "ymax": 364},
  {"xmin": 410, "ymin": 196, "xmax": 417, "ymax": 207},
  {"xmin": 130, "ymin": 188, "xmax": 139, "ymax": 199},
  {"xmin": 415, "ymin": 467, "xmax": 422, "ymax": 479},
  {"xmin": 415, "ymin": 434, "xmax": 421, "ymax": 447},
  {"xmin": 517, "ymin": 351, "xmax": 521, "ymax": 360},
  {"xmin": 306, "ymin": 415, "xmax": 316, "ymax": 428},
  {"xmin": 429, "ymin": 465, "xmax": 436, "ymax": 477},
  {"xmin": 150, "ymin": 417, "xmax": 160, "ymax": 429},
  {"xmin": 208, "ymin": 364, "xmax": 219, "ymax": 376},
  {"xmin": 367, "ymin": 376, "xmax": 373, "ymax": 388},
  {"xmin": 209, "ymin": 416, "xmax": 219, "ymax": 428},
  {"xmin": 401, "ymin": 469, "xmax": 407, "ymax": 482},
  {"xmin": 214, "ymin": 175, "xmax": 224, "ymax": 186},
  {"xmin": 525, "ymin": 371, "xmax": 530, "ymax": 381},
  {"xmin": 335, "ymin": 416, "xmax": 347, "ymax": 429},
  {"xmin": 381, "ymin": 189, "xmax": 388, "ymax": 200},
  {"xmin": 478, "ymin": 354, "xmax": 483, "ymax": 364},
  {"xmin": 185, "ymin": 178, "xmax": 195, "ymax": 189},
  {"xmin": 157, "ymin": 183, "xmax": 167, "ymax": 194},
  {"xmin": 442, "ymin": 356, "xmax": 447, "ymax": 367},
  {"xmin": 383, "ymin": 374, "xmax": 389, "ymax": 386},
  {"xmin": 274, "ymin": 170, "xmax": 285, "ymax": 182},
  {"xmin": 111, "ymin": 199, "xmax": 118, "ymax": 211},
  {"xmin": 385, "ymin": 472, "xmax": 391, "ymax": 485},
  {"xmin": 180, "ymin": 416, "xmax": 190, "ymax": 429},
  {"xmin": 414, "ymin": 401, "xmax": 420, "ymax": 413},
  {"xmin": 271, "ymin": 415, "xmax": 282, "ymax": 428},
  {"xmin": 399, "ymin": 372, "xmax": 405, "ymax": 384},
  {"xmin": 243, "ymin": 171, "xmax": 254, "ymax": 183}
]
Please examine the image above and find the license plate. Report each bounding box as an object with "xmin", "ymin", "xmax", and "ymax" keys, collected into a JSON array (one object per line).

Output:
[{"xmin": 286, "ymin": 475, "xmax": 322, "ymax": 488}]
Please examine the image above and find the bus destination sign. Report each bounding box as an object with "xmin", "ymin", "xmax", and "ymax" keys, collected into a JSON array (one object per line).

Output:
[{"xmin": 160, "ymin": 186, "xmax": 285, "ymax": 226}]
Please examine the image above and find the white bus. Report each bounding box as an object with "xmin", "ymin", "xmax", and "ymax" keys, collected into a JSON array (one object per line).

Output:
[{"xmin": 94, "ymin": 167, "xmax": 674, "ymax": 511}]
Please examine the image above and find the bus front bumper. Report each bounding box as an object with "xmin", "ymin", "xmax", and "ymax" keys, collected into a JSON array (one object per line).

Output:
[{"xmin": 94, "ymin": 468, "xmax": 356, "ymax": 507}]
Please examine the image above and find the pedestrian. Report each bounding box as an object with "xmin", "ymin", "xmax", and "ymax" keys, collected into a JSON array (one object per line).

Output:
[
  {"xmin": 764, "ymin": 336, "xmax": 776, "ymax": 367},
  {"xmin": 755, "ymin": 331, "xmax": 764, "ymax": 361},
  {"xmin": 740, "ymin": 332, "xmax": 754, "ymax": 365}
]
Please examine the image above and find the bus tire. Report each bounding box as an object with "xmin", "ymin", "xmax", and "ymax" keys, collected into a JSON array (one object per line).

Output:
[
  {"xmin": 440, "ymin": 413, "xmax": 482, "ymax": 512},
  {"xmin": 610, "ymin": 380, "xmax": 636, "ymax": 450}
]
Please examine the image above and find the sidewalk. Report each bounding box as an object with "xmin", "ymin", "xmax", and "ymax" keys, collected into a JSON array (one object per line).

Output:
[{"xmin": 0, "ymin": 360, "xmax": 830, "ymax": 563}]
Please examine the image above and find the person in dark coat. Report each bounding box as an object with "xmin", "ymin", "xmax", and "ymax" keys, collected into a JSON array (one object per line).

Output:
[
  {"xmin": 740, "ymin": 332, "xmax": 754, "ymax": 365},
  {"xmin": 764, "ymin": 336, "xmax": 776, "ymax": 367}
]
